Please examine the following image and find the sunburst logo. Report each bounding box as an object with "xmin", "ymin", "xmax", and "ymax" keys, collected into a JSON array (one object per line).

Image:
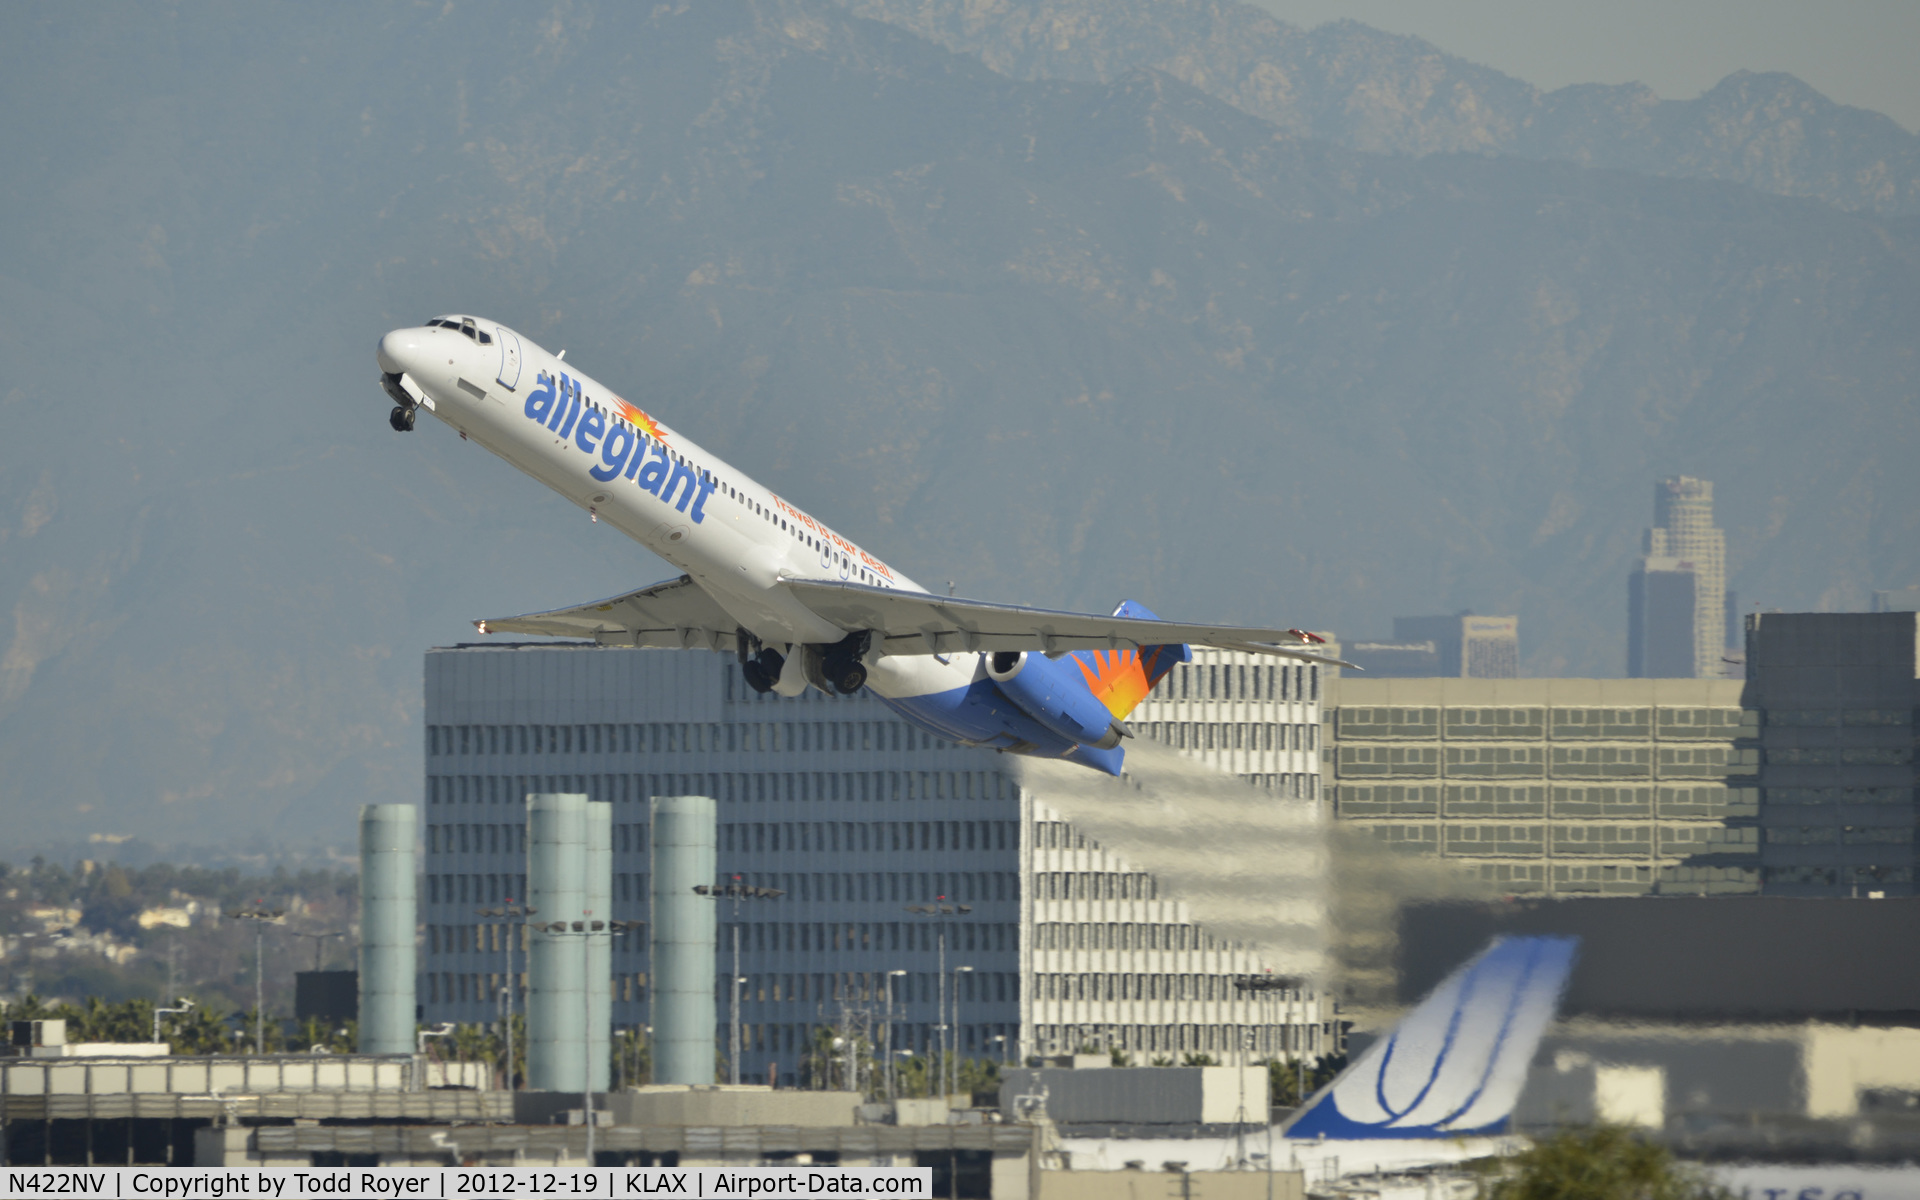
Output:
[
  {"xmin": 1073, "ymin": 648, "xmax": 1150, "ymax": 718},
  {"xmin": 613, "ymin": 399, "xmax": 667, "ymax": 442},
  {"xmin": 1072, "ymin": 644, "xmax": 1184, "ymax": 718}
]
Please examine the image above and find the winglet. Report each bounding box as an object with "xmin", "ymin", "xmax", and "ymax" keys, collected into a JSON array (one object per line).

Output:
[{"xmin": 1284, "ymin": 935, "xmax": 1578, "ymax": 1139}]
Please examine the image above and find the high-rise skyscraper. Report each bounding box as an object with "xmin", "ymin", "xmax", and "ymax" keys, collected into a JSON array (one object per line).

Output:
[{"xmin": 1629, "ymin": 477, "xmax": 1726, "ymax": 678}]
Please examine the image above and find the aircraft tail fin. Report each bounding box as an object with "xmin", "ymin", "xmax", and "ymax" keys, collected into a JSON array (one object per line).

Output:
[
  {"xmin": 1284, "ymin": 934, "xmax": 1579, "ymax": 1140},
  {"xmin": 1068, "ymin": 600, "xmax": 1194, "ymax": 721}
]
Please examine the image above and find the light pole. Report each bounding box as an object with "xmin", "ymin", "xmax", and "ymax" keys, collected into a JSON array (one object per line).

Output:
[
  {"xmin": 476, "ymin": 904, "xmax": 537, "ymax": 1089},
  {"xmin": 952, "ymin": 965, "xmax": 974, "ymax": 1101},
  {"xmin": 694, "ymin": 880, "xmax": 785, "ymax": 1086},
  {"xmin": 152, "ymin": 998, "xmax": 194, "ymax": 1045},
  {"xmin": 885, "ymin": 970, "xmax": 907, "ymax": 1100},
  {"xmin": 534, "ymin": 918, "xmax": 639, "ymax": 1165},
  {"xmin": 226, "ymin": 907, "xmax": 285, "ymax": 1055},
  {"xmin": 1235, "ymin": 1026, "xmax": 1256, "ymax": 1167},
  {"xmin": 289, "ymin": 930, "xmax": 343, "ymax": 972},
  {"xmin": 1233, "ymin": 972, "xmax": 1304, "ymax": 1103},
  {"xmin": 904, "ymin": 901, "xmax": 970, "ymax": 1101}
]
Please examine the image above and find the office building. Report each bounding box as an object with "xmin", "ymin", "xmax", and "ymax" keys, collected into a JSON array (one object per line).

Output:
[
  {"xmin": 1327, "ymin": 677, "xmax": 1760, "ymax": 896},
  {"xmin": 1338, "ymin": 615, "xmax": 1518, "ymax": 679},
  {"xmin": 1872, "ymin": 586, "xmax": 1920, "ymax": 613},
  {"xmin": 1391, "ymin": 614, "xmax": 1520, "ymax": 678},
  {"xmin": 420, "ymin": 643, "xmax": 1332, "ymax": 1084},
  {"xmin": 1028, "ymin": 650, "xmax": 1330, "ymax": 1062},
  {"xmin": 1628, "ymin": 559, "xmax": 1698, "ymax": 678},
  {"xmin": 1629, "ymin": 476, "xmax": 1727, "ymax": 678},
  {"xmin": 1745, "ymin": 612, "xmax": 1920, "ymax": 897},
  {"xmin": 1342, "ymin": 640, "xmax": 1441, "ymax": 678}
]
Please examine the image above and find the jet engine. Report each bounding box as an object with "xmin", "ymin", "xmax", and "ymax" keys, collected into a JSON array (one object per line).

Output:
[{"xmin": 985, "ymin": 650, "xmax": 1127, "ymax": 750}]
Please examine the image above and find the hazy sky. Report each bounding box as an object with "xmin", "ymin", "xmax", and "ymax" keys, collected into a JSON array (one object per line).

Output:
[{"xmin": 1248, "ymin": 0, "xmax": 1920, "ymax": 133}]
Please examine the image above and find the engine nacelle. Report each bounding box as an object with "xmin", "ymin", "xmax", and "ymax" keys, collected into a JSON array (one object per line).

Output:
[{"xmin": 986, "ymin": 650, "xmax": 1126, "ymax": 750}]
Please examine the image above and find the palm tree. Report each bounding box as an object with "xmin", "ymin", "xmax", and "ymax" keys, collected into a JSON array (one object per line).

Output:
[
  {"xmin": 892, "ymin": 1053, "xmax": 931, "ymax": 1098},
  {"xmin": 234, "ymin": 1008, "xmax": 284, "ymax": 1054},
  {"xmin": 2, "ymin": 995, "xmax": 56, "ymax": 1022},
  {"xmin": 611, "ymin": 1025, "xmax": 648, "ymax": 1091},
  {"xmin": 164, "ymin": 1003, "xmax": 235, "ymax": 1055},
  {"xmin": 292, "ymin": 1016, "xmax": 355, "ymax": 1054},
  {"xmin": 1264, "ymin": 1054, "xmax": 1347, "ymax": 1106},
  {"xmin": 957, "ymin": 1055, "xmax": 999, "ymax": 1099},
  {"xmin": 62, "ymin": 996, "xmax": 152, "ymax": 1042},
  {"xmin": 798, "ymin": 1024, "xmax": 879, "ymax": 1093},
  {"xmin": 449, "ymin": 1022, "xmax": 497, "ymax": 1082}
]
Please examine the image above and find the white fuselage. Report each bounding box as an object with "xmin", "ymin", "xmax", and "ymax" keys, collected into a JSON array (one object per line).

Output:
[{"xmin": 376, "ymin": 316, "xmax": 974, "ymax": 702}]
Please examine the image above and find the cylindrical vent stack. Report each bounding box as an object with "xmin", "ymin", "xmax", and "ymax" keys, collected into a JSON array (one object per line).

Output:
[
  {"xmin": 357, "ymin": 804, "xmax": 416, "ymax": 1055},
  {"xmin": 650, "ymin": 795, "xmax": 716, "ymax": 1086},
  {"xmin": 585, "ymin": 800, "xmax": 612, "ymax": 1094},
  {"xmin": 527, "ymin": 794, "xmax": 587, "ymax": 1091}
]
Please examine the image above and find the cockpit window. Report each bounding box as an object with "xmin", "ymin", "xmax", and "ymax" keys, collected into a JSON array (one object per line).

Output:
[{"xmin": 424, "ymin": 316, "xmax": 488, "ymax": 343}]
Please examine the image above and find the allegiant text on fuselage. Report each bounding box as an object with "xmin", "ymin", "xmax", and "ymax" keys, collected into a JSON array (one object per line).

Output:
[{"xmin": 524, "ymin": 372, "xmax": 715, "ymax": 523}]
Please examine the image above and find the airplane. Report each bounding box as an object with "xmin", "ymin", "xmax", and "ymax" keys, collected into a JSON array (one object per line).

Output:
[
  {"xmin": 1053, "ymin": 935, "xmax": 1581, "ymax": 1179},
  {"xmin": 375, "ymin": 314, "xmax": 1347, "ymax": 774},
  {"xmin": 1282, "ymin": 933, "xmax": 1580, "ymax": 1140}
]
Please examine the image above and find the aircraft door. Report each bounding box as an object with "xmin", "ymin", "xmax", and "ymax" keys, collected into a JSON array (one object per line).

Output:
[{"xmin": 495, "ymin": 328, "xmax": 523, "ymax": 391}]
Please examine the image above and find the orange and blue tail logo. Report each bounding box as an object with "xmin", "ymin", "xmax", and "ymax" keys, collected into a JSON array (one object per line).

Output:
[{"xmin": 1069, "ymin": 600, "xmax": 1193, "ymax": 720}]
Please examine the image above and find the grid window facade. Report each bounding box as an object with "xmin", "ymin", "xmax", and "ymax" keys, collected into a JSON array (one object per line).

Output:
[
  {"xmin": 1330, "ymin": 679, "xmax": 1760, "ymax": 896},
  {"xmin": 423, "ymin": 643, "xmax": 1330, "ymax": 1081}
]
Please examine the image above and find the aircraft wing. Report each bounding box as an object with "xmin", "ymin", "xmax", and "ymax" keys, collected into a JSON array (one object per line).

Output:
[
  {"xmin": 780, "ymin": 578, "xmax": 1354, "ymax": 665},
  {"xmin": 474, "ymin": 576, "xmax": 742, "ymax": 652}
]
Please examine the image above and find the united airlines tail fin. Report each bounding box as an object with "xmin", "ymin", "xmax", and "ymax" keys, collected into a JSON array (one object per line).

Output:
[
  {"xmin": 1284, "ymin": 935, "xmax": 1579, "ymax": 1140},
  {"xmin": 1068, "ymin": 600, "xmax": 1193, "ymax": 721}
]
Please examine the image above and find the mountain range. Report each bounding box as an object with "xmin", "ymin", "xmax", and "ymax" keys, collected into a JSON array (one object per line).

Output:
[
  {"xmin": 0, "ymin": 0, "xmax": 1914, "ymax": 852},
  {"xmin": 842, "ymin": 0, "xmax": 1920, "ymax": 214}
]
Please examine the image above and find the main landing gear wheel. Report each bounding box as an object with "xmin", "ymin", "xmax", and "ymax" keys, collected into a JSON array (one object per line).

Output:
[
  {"xmin": 808, "ymin": 630, "xmax": 873, "ymax": 695},
  {"xmin": 741, "ymin": 648, "xmax": 785, "ymax": 694},
  {"xmin": 389, "ymin": 405, "xmax": 416, "ymax": 432}
]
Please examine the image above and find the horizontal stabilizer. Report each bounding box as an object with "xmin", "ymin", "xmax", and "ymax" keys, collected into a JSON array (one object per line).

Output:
[
  {"xmin": 780, "ymin": 578, "xmax": 1353, "ymax": 664},
  {"xmin": 1284, "ymin": 935, "xmax": 1578, "ymax": 1140}
]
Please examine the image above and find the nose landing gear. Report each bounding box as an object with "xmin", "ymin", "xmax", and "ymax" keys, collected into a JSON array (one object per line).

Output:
[{"xmin": 382, "ymin": 371, "xmax": 418, "ymax": 432}]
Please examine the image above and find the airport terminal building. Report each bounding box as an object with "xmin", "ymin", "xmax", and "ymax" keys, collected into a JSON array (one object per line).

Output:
[{"xmin": 419, "ymin": 642, "xmax": 1332, "ymax": 1084}]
